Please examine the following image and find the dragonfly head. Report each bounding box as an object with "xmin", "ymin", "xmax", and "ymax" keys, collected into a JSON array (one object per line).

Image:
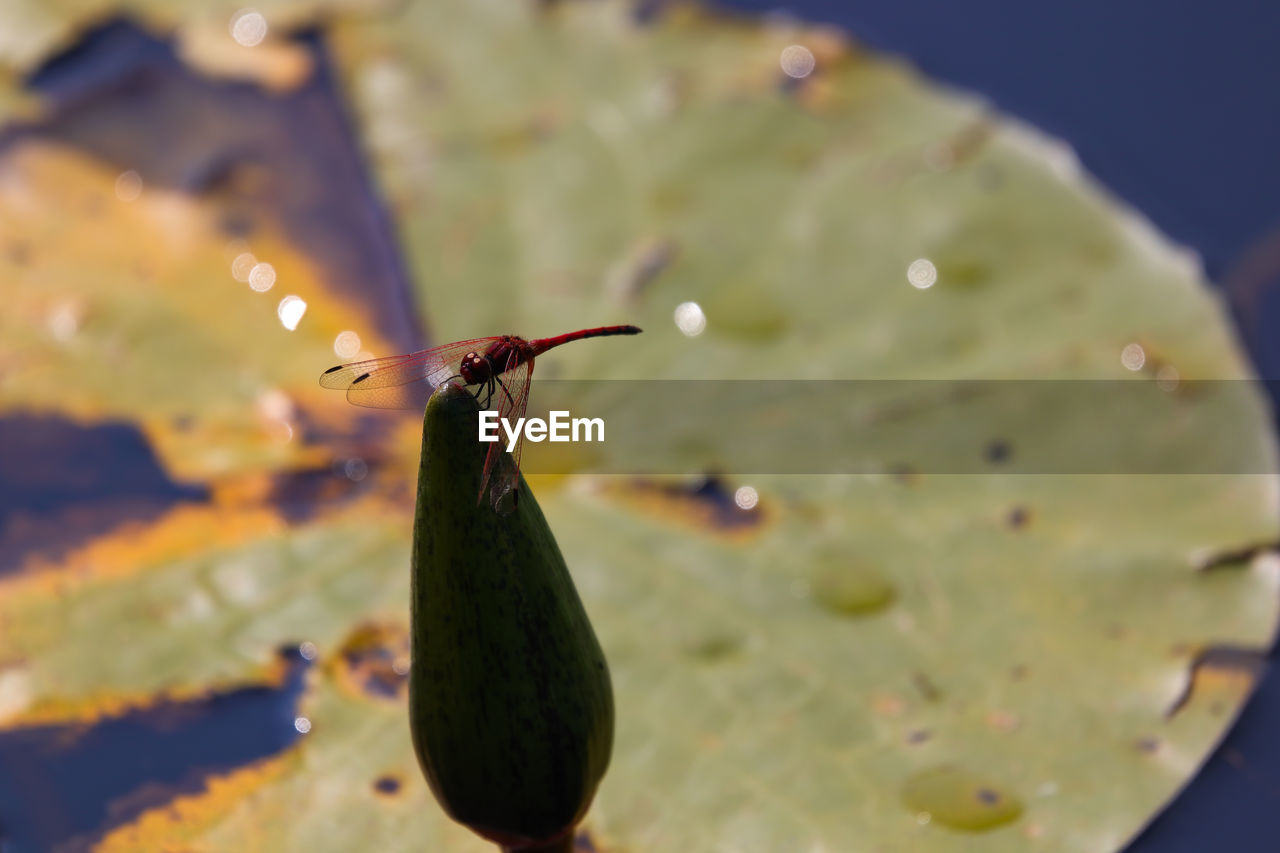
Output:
[{"xmin": 458, "ymin": 351, "xmax": 491, "ymax": 385}]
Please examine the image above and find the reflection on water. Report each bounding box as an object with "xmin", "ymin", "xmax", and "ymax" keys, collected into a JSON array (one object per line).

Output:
[
  {"xmin": 906, "ymin": 257, "xmax": 937, "ymax": 290},
  {"xmin": 230, "ymin": 9, "xmax": 269, "ymax": 49},
  {"xmin": 343, "ymin": 457, "xmax": 369, "ymax": 481},
  {"xmin": 1, "ymin": 17, "xmax": 424, "ymax": 355},
  {"xmin": 615, "ymin": 474, "xmax": 764, "ymax": 534},
  {"xmin": 333, "ymin": 329, "xmax": 361, "ymax": 358},
  {"xmin": 0, "ymin": 414, "xmax": 208, "ymax": 576},
  {"xmin": 335, "ymin": 622, "xmax": 409, "ymax": 702},
  {"xmin": 265, "ymin": 463, "xmax": 369, "ymax": 523},
  {"xmin": 1121, "ymin": 341, "xmax": 1146, "ymax": 371},
  {"xmin": 46, "ymin": 300, "xmax": 82, "ymax": 341},
  {"xmin": 779, "ymin": 44, "xmax": 816, "ymax": 79},
  {"xmin": 673, "ymin": 300, "xmax": 707, "ymax": 336},
  {"xmin": 0, "ymin": 17, "xmax": 426, "ymax": 847},
  {"xmin": 276, "ymin": 294, "xmax": 307, "ymax": 330},
  {"xmin": 1156, "ymin": 364, "xmax": 1180, "ymax": 391},
  {"xmin": 230, "ymin": 250, "xmax": 257, "ymax": 281},
  {"xmin": 248, "ymin": 260, "xmax": 277, "ymax": 292},
  {"xmin": 0, "ymin": 646, "xmax": 311, "ymax": 852},
  {"xmin": 112, "ymin": 168, "xmax": 142, "ymax": 201}
]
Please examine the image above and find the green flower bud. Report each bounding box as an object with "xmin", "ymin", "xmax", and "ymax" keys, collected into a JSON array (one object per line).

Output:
[{"xmin": 409, "ymin": 384, "xmax": 614, "ymax": 850}]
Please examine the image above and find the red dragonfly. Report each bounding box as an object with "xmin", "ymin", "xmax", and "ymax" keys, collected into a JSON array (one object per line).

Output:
[{"xmin": 320, "ymin": 325, "xmax": 642, "ymax": 511}]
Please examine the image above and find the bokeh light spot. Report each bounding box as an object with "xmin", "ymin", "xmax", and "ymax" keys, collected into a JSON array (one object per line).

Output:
[
  {"xmin": 780, "ymin": 45, "xmax": 816, "ymax": 79},
  {"xmin": 114, "ymin": 170, "xmax": 142, "ymax": 202},
  {"xmin": 230, "ymin": 9, "xmax": 268, "ymax": 47},
  {"xmin": 48, "ymin": 302, "xmax": 81, "ymax": 342},
  {"xmin": 1121, "ymin": 342, "xmax": 1146, "ymax": 371},
  {"xmin": 907, "ymin": 258, "xmax": 937, "ymax": 289},
  {"xmin": 231, "ymin": 252, "xmax": 257, "ymax": 282},
  {"xmin": 334, "ymin": 330, "xmax": 362, "ymax": 358},
  {"xmin": 248, "ymin": 262, "xmax": 276, "ymax": 292},
  {"xmin": 256, "ymin": 388, "xmax": 293, "ymax": 421},
  {"xmin": 278, "ymin": 295, "xmax": 307, "ymax": 330},
  {"xmin": 674, "ymin": 301, "xmax": 706, "ymax": 337}
]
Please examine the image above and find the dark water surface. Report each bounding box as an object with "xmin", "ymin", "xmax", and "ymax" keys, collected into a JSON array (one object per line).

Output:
[
  {"xmin": 0, "ymin": 648, "xmax": 311, "ymax": 852},
  {"xmin": 0, "ymin": 415, "xmax": 208, "ymax": 576}
]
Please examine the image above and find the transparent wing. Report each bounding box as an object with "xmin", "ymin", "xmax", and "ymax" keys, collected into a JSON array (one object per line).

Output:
[
  {"xmin": 501, "ymin": 355, "xmax": 534, "ymax": 489},
  {"xmin": 481, "ymin": 351, "xmax": 533, "ymax": 511},
  {"xmin": 318, "ymin": 338, "xmax": 498, "ymax": 410}
]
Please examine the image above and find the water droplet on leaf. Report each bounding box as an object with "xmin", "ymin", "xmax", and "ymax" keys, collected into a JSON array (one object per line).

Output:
[
  {"xmin": 902, "ymin": 765, "xmax": 1023, "ymax": 831},
  {"xmin": 810, "ymin": 560, "xmax": 895, "ymax": 617}
]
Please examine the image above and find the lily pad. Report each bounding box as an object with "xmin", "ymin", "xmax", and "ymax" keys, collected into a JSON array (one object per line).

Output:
[{"xmin": 0, "ymin": 1, "xmax": 1275, "ymax": 852}]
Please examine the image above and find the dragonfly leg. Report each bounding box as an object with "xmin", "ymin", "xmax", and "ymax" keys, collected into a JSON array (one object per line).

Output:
[
  {"xmin": 494, "ymin": 374, "xmax": 517, "ymax": 410},
  {"xmin": 483, "ymin": 353, "xmax": 508, "ymax": 410},
  {"xmin": 468, "ymin": 374, "xmax": 494, "ymax": 409}
]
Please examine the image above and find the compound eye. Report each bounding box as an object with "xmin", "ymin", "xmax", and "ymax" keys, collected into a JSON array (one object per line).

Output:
[{"xmin": 458, "ymin": 352, "xmax": 488, "ymax": 384}]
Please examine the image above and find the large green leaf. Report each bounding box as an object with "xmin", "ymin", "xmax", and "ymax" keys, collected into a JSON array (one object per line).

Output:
[{"xmin": 0, "ymin": 1, "xmax": 1275, "ymax": 852}]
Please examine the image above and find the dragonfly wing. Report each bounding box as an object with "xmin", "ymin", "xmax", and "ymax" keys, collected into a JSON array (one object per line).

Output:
[
  {"xmin": 319, "ymin": 338, "xmax": 499, "ymax": 411},
  {"xmin": 504, "ymin": 356, "xmax": 533, "ymax": 488},
  {"xmin": 481, "ymin": 352, "xmax": 533, "ymax": 510},
  {"xmin": 344, "ymin": 380, "xmax": 437, "ymax": 411}
]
